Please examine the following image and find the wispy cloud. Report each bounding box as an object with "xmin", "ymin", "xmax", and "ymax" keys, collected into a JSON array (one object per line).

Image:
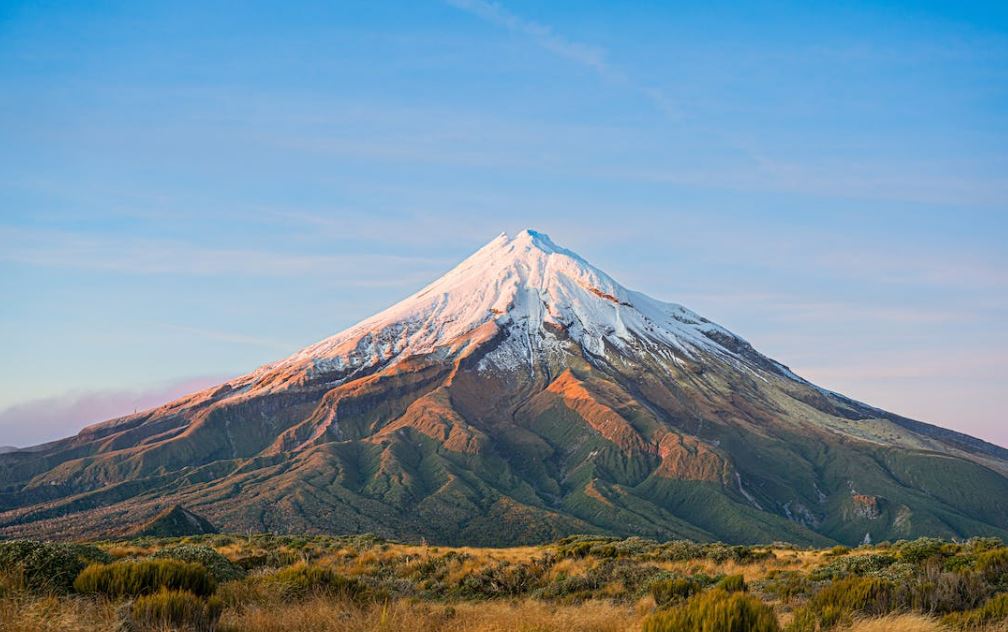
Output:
[
  {"xmin": 0, "ymin": 226, "xmax": 452, "ymax": 282},
  {"xmin": 814, "ymin": 250, "xmax": 1008, "ymax": 290},
  {"xmin": 157, "ymin": 323, "xmax": 295, "ymax": 353},
  {"xmin": 445, "ymin": 0, "xmax": 678, "ymax": 117},
  {"xmin": 679, "ymin": 293, "xmax": 981, "ymax": 326},
  {"xmin": 797, "ymin": 349, "xmax": 1007, "ymax": 383},
  {"xmin": 445, "ymin": 0, "xmax": 613, "ymax": 75},
  {"xmin": 0, "ymin": 375, "xmax": 229, "ymax": 448}
]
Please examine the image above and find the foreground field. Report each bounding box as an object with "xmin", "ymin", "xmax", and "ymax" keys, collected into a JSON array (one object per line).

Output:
[{"xmin": 1, "ymin": 535, "xmax": 1007, "ymax": 631}]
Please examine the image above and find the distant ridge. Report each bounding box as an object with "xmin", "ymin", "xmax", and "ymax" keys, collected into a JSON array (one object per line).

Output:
[
  {"xmin": 131, "ymin": 505, "xmax": 218, "ymax": 537},
  {"xmin": 1, "ymin": 229, "xmax": 1006, "ymax": 545}
]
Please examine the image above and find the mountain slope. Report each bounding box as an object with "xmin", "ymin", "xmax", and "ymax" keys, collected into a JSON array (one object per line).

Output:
[{"xmin": 2, "ymin": 229, "xmax": 1006, "ymax": 545}]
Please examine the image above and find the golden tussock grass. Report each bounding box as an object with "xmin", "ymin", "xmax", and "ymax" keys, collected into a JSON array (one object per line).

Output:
[
  {"xmin": 843, "ymin": 614, "xmax": 1008, "ymax": 632},
  {"xmin": 547, "ymin": 556, "xmax": 598, "ymax": 580},
  {"xmin": 0, "ymin": 594, "xmax": 118, "ymax": 632},
  {"xmin": 220, "ymin": 597, "xmax": 636, "ymax": 632}
]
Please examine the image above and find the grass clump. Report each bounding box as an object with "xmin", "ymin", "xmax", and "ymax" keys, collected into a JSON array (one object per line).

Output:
[
  {"xmin": 759, "ymin": 570, "xmax": 810, "ymax": 603},
  {"xmin": 893, "ymin": 538, "xmax": 947, "ymax": 564},
  {"xmin": 73, "ymin": 558, "xmax": 216, "ymax": 598},
  {"xmin": 261, "ymin": 562, "xmax": 365, "ymax": 600},
  {"xmin": 974, "ymin": 548, "xmax": 1008, "ymax": 584},
  {"xmin": 941, "ymin": 593, "xmax": 1008, "ymax": 629},
  {"xmin": 125, "ymin": 589, "xmax": 223, "ymax": 632},
  {"xmin": 457, "ymin": 558, "xmax": 553, "ymax": 599},
  {"xmin": 151, "ymin": 543, "xmax": 245, "ymax": 582},
  {"xmin": 0, "ymin": 540, "xmax": 111, "ymax": 593},
  {"xmin": 651, "ymin": 576, "xmax": 704, "ymax": 607},
  {"xmin": 643, "ymin": 588, "xmax": 780, "ymax": 632},
  {"xmin": 810, "ymin": 553, "xmax": 897, "ymax": 580},
  {"xmin": 788, "ymin": 576, "xmax": 894, "ymax": 631},
  {"xmin": 897, "ymin": 567, "xmax": 989, "ymax": 615},
  {"xmin": 716, "ymin": 574, "xmax": 748, "ymax": 593}
]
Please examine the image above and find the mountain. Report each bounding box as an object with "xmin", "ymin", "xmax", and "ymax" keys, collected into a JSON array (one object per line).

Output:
[
  {"xmin": 2, "ymin": 229, "xmax": 1007, "ymax": 545},
  {"xmin": 129, "ymin": 505, "xmax": 217, "ymax": 537}
]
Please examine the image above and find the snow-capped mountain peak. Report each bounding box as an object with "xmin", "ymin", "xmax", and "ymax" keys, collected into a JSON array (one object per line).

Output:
[
  {"xmin": 269, "ymin": 229, "xmax": 749, "ymax": 379},
  {"xmin": 9, "ymin": 230, "xmax": 1008, "ymax": 545}
]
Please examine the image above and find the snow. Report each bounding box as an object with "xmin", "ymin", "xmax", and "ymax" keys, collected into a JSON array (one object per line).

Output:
[{"xmin": 255, "ymin": 229, "xmax": 773, "ymax": 380}]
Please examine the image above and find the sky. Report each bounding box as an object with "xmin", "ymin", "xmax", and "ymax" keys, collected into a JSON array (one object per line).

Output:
[{"xmin": 0, "ymin": 1, "xmax": 1006, "ymax": 448}]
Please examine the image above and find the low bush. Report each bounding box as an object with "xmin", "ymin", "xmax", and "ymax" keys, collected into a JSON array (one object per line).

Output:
[
  {"xmin": 758, "ymin": 570, "xmax": 810, "ymax": 603},
  {"xmin": 234, "ymin": 548, "xmax": 301, "ymax": 571},
  {"xmin": 716, "ymin": 574, "xmax": 748, "ymax": 593},
  {"xmin": 261, "ymin": 562, "xmax": 365, "ymax": 600},
  {"xmin": 642, "ymin": 588, "xmax": 780, "ymax": 632},
  {"xmin": 896, "ymin": 567, "xmax": 989, "ymax": 615},
  {"xmin": 941, "ymin": 593, "xmax": 1008, "ymax": 629},
  {"xmin": 457, "ymin": 559, "xmax": 549, "ymax": 599},
  {"xmin": 563, "ymin": 542, "xmax": 593, "ymax": 559},
  {"xmin": 651, "ymin": 576, "xmax": 704, "ymax": 607},
  {"xmin": 962, "ymin": 537, "xmax": 1003, "ymax": 554},
  {"xmin": 975, "ymin": 548, "xmax": 1008, "ymax": 584},
  {"xmin": 73, "ymin": 558, "xmax": 215, "ymax": 598},
  {"xmin": 654, "ymin": 540, "xmax": 706, "ymax": 561},
  {"xmin": 894, "ymin": 538, "xmax": 946, "ymax": 564},
  {"xmin": 151, "ymin": 544, "xmax": 245, "ymax": 582},
  {"xmin": 0, "ymin": 540, "xmax": 111, "ymax": 592},
  {"xmin": 788, "ymin": 576, "xmax": 894, "ymax": 631},
  {"xmin": 706, "ymin": 544, "xmax": 773, "ymax": 564},
  {"xmin": 124, "ymin": 589, "xmax": 223, "ymax": 632},
  {"xmin": 810, "ymin": 553, "xmax": 897, "ymax": 580}
]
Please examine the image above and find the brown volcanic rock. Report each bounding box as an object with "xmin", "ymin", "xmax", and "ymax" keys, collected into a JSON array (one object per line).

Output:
[{"xmin": 655, "ymin": 433, "xmax": 730, "ymax": 483}]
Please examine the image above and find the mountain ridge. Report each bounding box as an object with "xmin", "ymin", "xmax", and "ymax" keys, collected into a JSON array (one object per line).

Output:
[{"xmin": 2, "ymin": 229, "xmax": 1006, "ymax": 545}]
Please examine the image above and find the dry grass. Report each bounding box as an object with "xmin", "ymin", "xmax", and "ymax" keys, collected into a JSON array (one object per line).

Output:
[
  {"xmin": 1, "ymin": 593, "xmax": 639, "ymax": 632},
  {"xmin": 220, "ymin": 597, "xmax": 637, "ymax": 632},
  {"xmin": 649, "ymin": 555, "xmax": 808, "ymax": 583},
  {"xmin": 0, "ymin": 594, "xmax": 118, "ymax": 632},
  {"xmin": 844, "ymin": 614, "xmax": 943, "ymax": 632},
  {"xmin": 844, "ymin": 614, "xmax": 1008, "ymax": 632}
]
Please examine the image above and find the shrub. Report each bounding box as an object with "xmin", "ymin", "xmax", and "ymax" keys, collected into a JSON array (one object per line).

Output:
[
  {"xmin": 975, "ymin": 548, "xmax": 1008, "ymax": 584},
  {"xmin": 457, "ymin": 559, "xmax": 548, "ymax": 599},
  {"xmin": 152, "ymin": 544, "xmax": 244, "ymax": 582},
  {"xmin": 826, "ymin": 546, "xmax": 850, "ymax": 557},
  {"xmin": 810, "ymin": 553, "xmax": 896, "ymax": 580},
  {"xmin": 788, "ymin": 576, "xmax": 894, "ymax": 631},
  {"xmin": 896, "ymin": 567, "xmax": 989, "ymax": 615},
  {"xmin": 716, "ymin": 574, "xmax": 748, "ymax": 593},
  {"xmin": 234, "ymin": 548, "xmax": 300, "ymax": 571},
  {"xmin": 0, "ymin": 540, "xmax": 111, "ymax": 592},
  {"xmin": 651, "ymin": 576, "xmax": 704, "ymax": 607},
  {"xmin": 261, "ymin": 562, "xmax": 365, "ymax": 599},
  {"xmin": 74, "ymin": 559, "xmax": 215, "ymax": 598},
  {"xmin": 642, "ymin": 588, "xmax": 780, "ymax": 632},
  {"xmin": 963, "ymin": 537, "xmax": 1002, "ymax": 554},
  {"xmin": 941, "ymin": 593, "xmax": 1008, "ymax": 629},
  {"xmin": 125, "ymin": 589, "xmax": 223, "ymax": 632},
  {"xmin": 758, "ymin": 571, "xmax": 809, "ymax": 603},
  {"xmin": 655, "ymin": 540, "xmax": 706, "ymax": 561},
  {"xmin": 562, "ymin": 542, "xmax": 592, "ymax": 559},
  {"xmin": 894, "ymin": 538, "xmax": 946, "ymax": 564}
]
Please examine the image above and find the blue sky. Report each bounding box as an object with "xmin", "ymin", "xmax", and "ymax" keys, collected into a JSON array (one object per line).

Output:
[{"xmin": 0, "ymin": 1, "xmax": 1005, "ymax": 447}]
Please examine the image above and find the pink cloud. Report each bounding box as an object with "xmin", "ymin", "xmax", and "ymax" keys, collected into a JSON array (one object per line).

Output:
[{"xmin": 0, "ymin": 375, "xmax": 230, "ymax": 449}]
